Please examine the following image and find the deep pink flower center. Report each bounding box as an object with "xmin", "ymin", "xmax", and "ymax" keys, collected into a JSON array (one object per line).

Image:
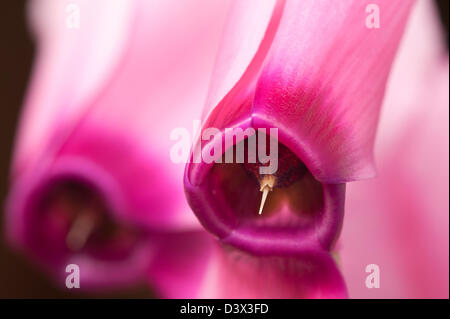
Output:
[
  {"xmin": 28, "ymin": 178, "xmax": 142, "ymax": 263},
  {"xmin": 209, "ymin": 138, "xmax": 324, "ymax": 229}
]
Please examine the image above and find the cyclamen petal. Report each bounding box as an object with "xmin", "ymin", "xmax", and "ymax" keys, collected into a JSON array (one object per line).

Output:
[
  {"xmin": 198, "ymin": 244, "xmax": 347, "ymax": 299},
  {"xmin": 13, "ymin": 0, "xmax": 134, "ymax": 178},
  {"xmin": 199, "ymin": 0, "xmax": 415, "ymax": 183},
  {"xmin": 341, "ymin": 0, "xmax": 449, "ymax": 298},
  {"xmin": 253, "ymin": 0, "xmax": 415, "ymax": 183},
  {"xmin": 147, "ymin": 231, "xmax": 216, "ymax": 298}
]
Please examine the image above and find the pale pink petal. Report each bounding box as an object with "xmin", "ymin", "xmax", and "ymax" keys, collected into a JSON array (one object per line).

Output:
[
  {"xmin": 201, "ymin": 0, "xmax": 278, "ymax": 120},
  {"xmin": 341, "ymin": 0, "xmax": 449, "ymax": 298},
  {"xmin": 14, "ymin": 0, "xmax": 134, "ymax": 177}
]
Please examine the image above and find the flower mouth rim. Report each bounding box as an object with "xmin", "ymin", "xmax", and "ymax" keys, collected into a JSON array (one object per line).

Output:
[
  {"xmin": 184, "ymin": 116, "xmax": 346, "ymax": 255},
  {"xmin": 5, "ymin": 157, "xmax": 151, "ymax": 288}
]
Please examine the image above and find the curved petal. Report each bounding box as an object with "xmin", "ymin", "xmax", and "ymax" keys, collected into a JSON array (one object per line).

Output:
[
  {"xmin": 201, "ymin": 0, "xmax": 279, "ymax": 121},
  {"xmin": 253, "ymin": 0, "xmax": 415, "ymax": 182},
  {"xmin": 196, "ymin": 0, "xmax": 415, "ymax": 183},
  {"xmin": 147, "ymin": 231, "xmax": 215, "ymax": 298},
  {"xmin": 13, "ymin": 0, "xmax": 135, "ymax": 177},
  {"xmin": 341, "ymin": 0, "xmax": 449, "ymax": 298},
  {"xmin": 198, "ymin": 244, "xmax": 347, "ymax": 298}
]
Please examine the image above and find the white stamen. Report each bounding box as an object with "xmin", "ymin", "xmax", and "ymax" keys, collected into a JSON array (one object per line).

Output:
[
  {"xmin": 66, "ymin": 211, "xmax": 96, "ymax": 251},
  {"xmin": 258, "ymin": 175, "xmax": 276, "ymax": 215}
]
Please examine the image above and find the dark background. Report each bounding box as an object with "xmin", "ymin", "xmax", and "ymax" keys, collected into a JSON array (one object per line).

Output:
[{"xmin": 0, "ymin": 0, "xmax": 448, "ymax": 298}]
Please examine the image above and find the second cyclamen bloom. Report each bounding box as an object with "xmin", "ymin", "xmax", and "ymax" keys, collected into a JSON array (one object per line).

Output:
[
  {"xmin": 184, "ymin": 0, "xmax": 414, "ymax": 255},
  {"xmin": 6, "ymin": 0, "xmax": 230, "ymax": 296}
]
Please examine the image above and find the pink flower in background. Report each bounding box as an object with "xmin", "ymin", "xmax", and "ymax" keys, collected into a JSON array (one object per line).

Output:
[
  {"xmin": 5, "ymin": 0, "xmax": 230, "ymax": 296},
  {"xmin": 341, "ymin": 0, "xmax": 449, "ymax": 298}
]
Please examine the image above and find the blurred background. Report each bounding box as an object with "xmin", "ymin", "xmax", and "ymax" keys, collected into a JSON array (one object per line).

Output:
[{"xmin": 0, "ymin": 0, "xmax": 448, "ymax": 298}]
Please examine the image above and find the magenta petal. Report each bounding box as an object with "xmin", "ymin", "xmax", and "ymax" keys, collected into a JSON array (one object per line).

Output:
[
  {"xmin": 200, "ymin": 0, "xmax": 415, "ymax": 183},
  {"xmin": 199, "ymin": 245, "xmax": 347, "ymax": 298},
  {"xmin": 147, "ymin": 231, "xmax": 215, "ymax": 298},
  {"xmin": 253, "ymin": 0, "xmax": 415, "ymax": 182}
]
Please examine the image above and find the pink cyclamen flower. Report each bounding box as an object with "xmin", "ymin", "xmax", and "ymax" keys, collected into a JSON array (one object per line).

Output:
[
  {"xmin": 6, "ymin": 0, "xmax": 230, "ymax": 297},
  {"xmin": 184, "ymin": 0, "xmax": 414, "ymax": 256}
]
